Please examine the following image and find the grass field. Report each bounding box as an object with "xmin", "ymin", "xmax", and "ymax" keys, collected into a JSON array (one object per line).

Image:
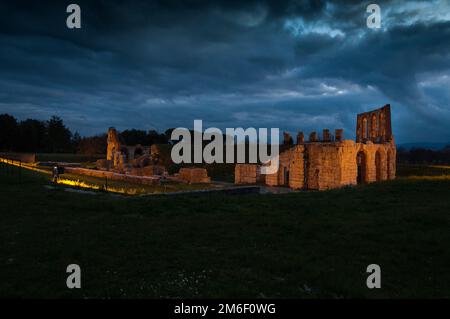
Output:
[
  {"xmin": 1, "ymin": 160, "xmax": 220, "ymax": 195},
  {"xmin": 0, "ymin": 163, "xmax": 449, "ymax": 298},
  {"xmin": 53, "ymin": 170, "xmax": 220, "ymax": 195}
]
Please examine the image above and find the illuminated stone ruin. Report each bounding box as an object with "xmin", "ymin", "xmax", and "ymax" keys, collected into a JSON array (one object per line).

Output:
[{"xmin": 235, "ymin": 104, "xmax": 396, "ymax": 190}]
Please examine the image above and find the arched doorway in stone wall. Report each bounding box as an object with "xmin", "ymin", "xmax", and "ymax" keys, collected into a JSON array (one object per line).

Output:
[
  {"xmin": 279, "ymin": 166, "xmax": 290, "ymax": 186},
  {"xmin": 375, "ymin": 150, "xmax": 382, "ymax": 181},
  {"xmin": 387, "ymin": 149, "xmax": 394, "ymax": 179},
  {"xmin": 357, "ymin": 151, "xmax": 367, "ymax": 184},
  {"xmin": 284, "ymin": 168, "xmax": 290, "ymax": 186}
]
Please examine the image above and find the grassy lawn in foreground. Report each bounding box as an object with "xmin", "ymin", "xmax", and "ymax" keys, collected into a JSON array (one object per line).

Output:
[
  {"xmin": 0, "ymin": 163, "xmax": 449, "ymax": 298},
  {"xmin": 55, "ymin": 171, "xmax": 220, "ymax": 194},
  {"xmin": 23, "ymin": 162, "xmax": 220, "ymax": 194}
]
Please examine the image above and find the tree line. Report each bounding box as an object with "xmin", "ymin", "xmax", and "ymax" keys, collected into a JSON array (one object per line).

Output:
[
  {"xmin": 0, "ymin": 114, "xmax": 75, "ymax": 153},
  {"xmin": 397, "ymin": 146, "xmax": 450, "ymax": 165},
  {"xmin": 2, "ymin": 113, "xmax": 450, "ymax": 164},
  {"xmin": 0, "ymin": 114, "xmax": 171, "ymax": 155}
]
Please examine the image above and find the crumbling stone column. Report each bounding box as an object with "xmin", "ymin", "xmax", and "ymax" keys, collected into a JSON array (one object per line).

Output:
[
  {"xmin": 107, "ymin": 127, "xmax": 121, "ymax": 161},
  {"xmin": 283, "ymin": 132, "xmax": 293, "ymax": 145},
  {"xmin": 297, "ymin": 132, "xmax": 304, "ymax": 144},
  {"xmin": 335, "ymin": 129, "xmax": 343, "ymax": 141},
  {"xmin": 309, "ymin": 132, "xmax": 317, "ymax": 142},
  {"xmin": 322, "ymin": 129, "xmax": 331, "ymax": 142}
]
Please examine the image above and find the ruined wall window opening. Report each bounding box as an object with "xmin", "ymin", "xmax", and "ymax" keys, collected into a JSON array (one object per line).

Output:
[{"xmin": 362, "ymin": 117, "xmax": 368, "ymax": 140}]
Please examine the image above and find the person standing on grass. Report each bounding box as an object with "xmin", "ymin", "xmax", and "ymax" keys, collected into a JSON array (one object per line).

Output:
[{"xmin": 52, "ymin": 165, "xmax": 59, "ymax": 183}]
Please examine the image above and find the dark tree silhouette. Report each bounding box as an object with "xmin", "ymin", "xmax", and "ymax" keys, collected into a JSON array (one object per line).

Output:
[
  {"xmin": 45, "ymin": 116, "xmax": 73, "ymax": 153},
  {"xmin": 0, "ymin": 114, "xmax": 19, "ymax": 151},
  {"xmin": 77, "ymin": 134, "xmax": 107, "ymax": 156},
  {"xmin": 17, "ymin": 119, "xmax": 47, "ymax": 152},
  {"xmin": 0, "ymin": 113, "xmax": 174, "ymax": 154},
  {"xmin": 119, "ymin": 129, "xmax": 149, "ymax": 145},
  {"xmin": 72, "ymin": 132, "xmax": 82, "ymax": 152},
  {"xmin": 397, "ymin": 147, "xmax": 450, "ymax": 165},
  {"xmin": 119, "ymin": 129, "xmax": 168, "ymax": 146}
]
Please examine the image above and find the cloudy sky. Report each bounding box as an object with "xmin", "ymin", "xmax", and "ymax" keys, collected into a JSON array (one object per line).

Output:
[{"xmin": 0, "ymin": 0, "xmax": 449, "ymax": 143}]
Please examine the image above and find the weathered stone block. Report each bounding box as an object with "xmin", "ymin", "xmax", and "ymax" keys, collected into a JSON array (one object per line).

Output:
[{"xmin": 179, "ymin": 168, "xmax": 211, "ymax": 184}]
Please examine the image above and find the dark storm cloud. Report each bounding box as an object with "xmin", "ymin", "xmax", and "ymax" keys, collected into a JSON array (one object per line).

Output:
[{"xmin": 0, "ymin": 0, "xmax": 449, "ymax": 143}]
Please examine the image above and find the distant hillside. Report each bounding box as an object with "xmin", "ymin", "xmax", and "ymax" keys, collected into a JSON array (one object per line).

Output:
[{"xmin": 397, "ymin": 142, "xmax": 450, "ymax": 150}]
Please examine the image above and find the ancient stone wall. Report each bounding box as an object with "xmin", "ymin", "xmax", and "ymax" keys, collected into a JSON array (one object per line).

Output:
[
  {"xmin": 354, "ymin": 141, "xmax": 396, "ymax": 184},
  {"xmin": 234, "ymin": 164, "xmax": 263, "ymax": 184},
  {"xmin": 107, "ymin": 127, "xmax": 120, "ymax": 161},
  {"xmin": 259, "ymin": 138, "xmax": 395, "ymax": 191},
  {"xmin": 304, "ymin": 140, "xmax": 396, "ymax": 190},
  {"xmin": 130, "ymin": 165, "xmax": 166, "ymax": 176},
  {"xmin": 287, "ymin": 146, "xmax": 305, "ymax": 189},
  {"xmin": 106, "ymin": 127, "xmax": 157, "ymax": 173},
  {"xmin": 305, "ymin": 143, "xmax": 342, "ymax": 190},
  {"xmin": 356, "ymin": 104, "xmax": 393, "ymax": 143},
  {"xmin": 178, "ymin": 168, "xmax": 211, "ymax": 184},
  {"xmin": 123, "ymin": 144, "xmax": 151, "ymax": 161},
  {"xmin": 264, "ymin": 167, "xmax": 278, "ymax": 186},
  {"xmin": 338, "ymin": 140, "xmax": 358, "ymax": 186},
  {"xmin": 265, "ymin": 145, "xmax": 304, "ymax": 189}
]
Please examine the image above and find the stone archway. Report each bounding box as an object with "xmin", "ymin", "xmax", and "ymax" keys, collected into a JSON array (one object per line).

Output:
[
  {"xmin": 357, "ymin": 151, "xmax": 368, "ymax": 184},
  {"xmin": 375, "ymin": 150, "xmax": 383, "ymax": 181},
  {"xmin": 278, "ymin": 166, "xmax": 290, "ymax": 186},
  {"xmin": 284, "ymin": 168, "xmax": 290, "ymax": 186},
  {"xmin": 387, "ymin": 148, "xmax": 395, "ymax": 179}
]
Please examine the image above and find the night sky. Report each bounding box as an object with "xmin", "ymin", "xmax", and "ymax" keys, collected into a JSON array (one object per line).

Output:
[{"xmin": 1, "ymin": 0, "xmax": 449, "ymax": 144}]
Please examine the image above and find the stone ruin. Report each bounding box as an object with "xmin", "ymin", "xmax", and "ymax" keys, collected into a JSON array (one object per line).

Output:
[
  {"xmin": 178, "ymin": 167, "xmax": 211, "ymax": 184},
  {"xmin": 235, "ymin": 104, "xmax": 397, "ymax": 190},
  {"xmin": 96, "ymin": 127, "xmax": 167, "ymax": 176},
  {"xmin": 98, "ymin": 127, "xmax": 211, "ymax": 184}
]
